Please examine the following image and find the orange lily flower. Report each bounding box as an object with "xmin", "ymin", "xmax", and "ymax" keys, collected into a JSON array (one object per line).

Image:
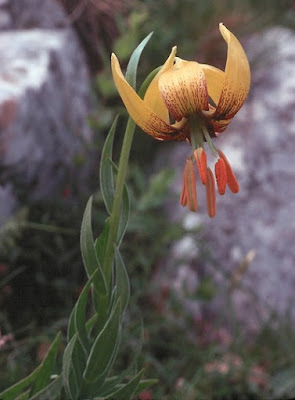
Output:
[{"xmin": 111, "ymin": 23, "xmax": 250, "ymax": 217}]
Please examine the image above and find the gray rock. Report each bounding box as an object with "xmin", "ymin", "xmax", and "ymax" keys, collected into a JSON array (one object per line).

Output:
[
  {"xmin": 158, "ymin": 27, "xmax": 295, "ymax": 331},
  {"xmin": 0, "ymin": 27, "xmax": 92, "ymax": 216},
  {"xmin": 0, "ymin": 0, "xmax": 66, "ymax": 30}
]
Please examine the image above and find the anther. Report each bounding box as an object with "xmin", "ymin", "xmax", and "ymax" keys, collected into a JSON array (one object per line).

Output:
[
  {"xmin": 206, "ymin": 167, "xmax": 216, "ymax": 218},
  {"xmin": 180, "ymin": 159, "xmax": 198, "ymax": 211},
  {"xmin": 185, "ymin": 158, "xmax": 198, "ymax": 212},
  {"xmin": 218, "ymin": 149, "xmax": 239, "ymax": 194},
  {"xmin": 180, "ymin": 162, "xmax": 188, "ymax": 207},
  {"xmin": 215, "ymin": 158, "xmax": 227, "ymax": 195},
  {"xmin": 194, "ymin": 147, "xmax": 207, "ymax": 185}
]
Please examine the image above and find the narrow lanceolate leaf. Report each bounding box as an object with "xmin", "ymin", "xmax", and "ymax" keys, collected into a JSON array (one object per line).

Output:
[
  {"xmin": 85, "ymin": 313, "xmax": 98, "ymax": 335},
  {"xmin": 67, "ymin": 304, "xmax": 77, "ymax": 344},
  {"xmin": 80, "ymin": 196, "xmax": 101, "ymax": 278},
  {"xmin": 0, "ymin": 366, "xmax": 42, "ymax": 400},
  {"xmin": 133, "ymin": 378, "xmax": 158, "ymax": 397},
  {"xmin": 81, "ymin": 197, "xmax": 108, "ymax": 314},
  {"xmin": 95, "ymin": 219, "xmax": 110, "ymax": 268},
  {"xmin": 100, "ymin": 116, "xmax": 118, "ymax": 214},
  {"xmin": 105, "ymin": 161, "xmax": 129, "ymax": 246},
  {"xmin": 15, "ymin": 392, "xmax": 29, "ymax": 400},
  {"xmin": 138, "ymin": 66, "xmax": 161, "ymax": 99},
  {"xmin": 29, "ymin": 375, "xmax": 63, "ymax": 400},
  {"xmin": 93, "ymin": 221, "xmax": 112, "ymax": 327},
  {"xmin": 63, "ymin": 334, "xmax": 86, "ymax": 400},
  {"xmin": 103, "ymin": 369, "xmax": 144, "ymax": 400},
  {"xmin": 125, "ymin": 32, "xmax": 153, "ymax": 90},
  {"xmin": 74, "ymin": 271, "xmax": 99, "ymax": 351},
  {"xmin": 83, "ymin": 300, "xmax": 122, "ymax": 383},
  {"xmin": 116, "ymin": 184, "xmax": 130, "ymax": 246},
  {"xmin": 97, "ymin": 369, "xmax": 133, "ymax": 397},
  {"xmin": 114, "ymin": 246, "xmax": 130, "ymax": 314},
  {"xmin": 29, "ymin": 332, "xmax": 61, "ymax": 396}
]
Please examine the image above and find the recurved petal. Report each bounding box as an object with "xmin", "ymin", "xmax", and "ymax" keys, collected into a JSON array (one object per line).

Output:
[
  {"xmin": 158, "ymin": 58, "xmax": 209, "ymax": 122},
  {"xmin": 215, "ymin": 23, "xmax": 250, "ymax": 120},
  {"xmin": 111, "ymin": 53, "xmax": 178, "ymax": 140},
  {"xmin": 144, "ymin": 47, "xmax": 177, "ymax": 124},
  {"xmin": 201, "ymin": 64, "xmax": 225, "ymax": 106},
  {"xmin": 212, "ymin": 117, "xmax": 233, "ymax": 133}
]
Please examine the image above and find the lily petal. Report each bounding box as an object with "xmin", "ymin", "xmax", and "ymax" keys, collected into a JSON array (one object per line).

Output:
[
  {"xmin": 111, "ymin": 53, "xmax": 178, "ymax": 140},
  {"xmin": 159, "ymin": 59, "xmax": 209, "ymax": 122},
  {"xmin": 212, "ymin": 117, "xmax": 233, "ymax": 133},
  {"xmin": 215, "ymin": 23, "xmax": 250, "ymax": 120},
  {"xmin": 144, "ymin": 47, "xmax": 177, "ymax": 124},
  {"xmin": 201, "ymin": 64, "xmax": 225, "ymax": 106}
]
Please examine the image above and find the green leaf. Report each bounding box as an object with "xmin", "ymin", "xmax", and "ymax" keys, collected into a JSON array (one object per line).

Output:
[
  {"xmin": 114, "ymin": 246, "xmax": 130, "ymax": 314},
  {"xmin": 30, "ymin": 375, "xmax": 63, "ymax": 400},
  {"xmin": 104, "ymin": 369, "xmax": 144, "ymax": 400},
  {"xmin": 95, "ymin": 219, "xmax": 110, "ymax": 268},
  {"xmin": 90, "ymin": 224, "xmax": 110, "ymax": 323},
  {"xmin": 80, "ymin": 196, "xmax": 101, "ymax": 278},
  {"xmin": 100, "ymin": 116, "xmax": 118, "ymax": 214},
  {"xmin": 138, "ymin": 66, "xmax": 162, "ymax": 99},
  {"xmin": 80, "ymin": 197, "xmax": 108, "ymax": 313},
  {"xmin": 73, "ymin": 272, "xmax": 98, "ymax": 351},
  {"xmin": 97, "ymin": 362, "xmax": 138, "ymax": 397},
  {"xmin": 67, "ymin": 304, "xmax": 77, "ymax": 344},
  {"xmin": 125, "ymin": 32, "xmax": 153, "ymax": 90},
  {"xmin": 86, "ymin": 313, "xmax": 98, "ymax": 335},
  {"xmin": 30, "ymin": 332, "xmax": 61, "ymax": 396},
  {"xmin": 117, "ymin": 184, "xmax": 130, "ymax": 246},
  {"xmin": 0, "ymin": 335, "xmax": 62, "ymax": 400},
  {"xmin": 63, "ymin": 334, "xmax": 86, "ymax": 400},
  {"xmin": 83, "ymin": 300, "xmax": 122, "ymax": 383},
  {"xmin": 133, "ymin": 378, "xmax": 158, "ymax": 397},
  {"xmin": 104, "ymin": 161, "xmax": 129, "ymax": 246},
  {"xmin": 0, "ymin": 367, "xmax": 42, "ymax": 400},
  {"xmin": 15, "ymin": 391, "xmax": 30, "ymax": 400},
  {"xmin": 71, "ymin": 269, "xmax": 108, "ymax": 348}
]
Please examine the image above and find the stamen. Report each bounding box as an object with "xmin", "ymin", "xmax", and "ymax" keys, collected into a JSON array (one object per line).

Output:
[
  {"xmin": 206, "ymin": 167, "xmax": 216, "ymax": 218},
  {"xmin": 180, "ymin": 162, "xmax": 188, "ymax": 207},
  {"xmin": 180, "ymin": 159, "xmax": 198, "ymax": 211},
  {"xmin": 185, "ymin": 158, "xmax": 198, "ymax": 212},
  {"xmin": 218, "ymin": 150, "xmax": 240, "ymax": 193},
  {"xmin": 215, "ymin": 158, "xmax": 227, "ymax": 195},
  {"xmin": 202, "ymin": 127, "xmax": 218, "ymax": 157},
  {"xmin": 194, "ymin": 147, "xmax": 207, "ymax": 185}
]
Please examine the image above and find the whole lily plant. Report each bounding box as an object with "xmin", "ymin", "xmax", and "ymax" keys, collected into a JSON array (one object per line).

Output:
[{"xmin": 0, "ymin": 24, "xmax": 250, "ymax": 400}]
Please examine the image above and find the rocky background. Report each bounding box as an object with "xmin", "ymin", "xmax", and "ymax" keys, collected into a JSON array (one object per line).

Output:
[
  {"xmin": 156, "ymin": 27, "xmax": 295, "ymax": 331},
  {"xmin": 0, "ymin": 0, "xmax": 92, "ymax": 224}
]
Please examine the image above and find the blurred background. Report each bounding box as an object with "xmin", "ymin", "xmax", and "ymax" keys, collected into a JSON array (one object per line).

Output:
[{"xmin": 1, "ymin": 0, "xmax": 295, "ymax": 398}]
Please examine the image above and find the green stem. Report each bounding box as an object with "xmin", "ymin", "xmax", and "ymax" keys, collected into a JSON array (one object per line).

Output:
[{"xmin": 103, "ymin": 117, "xmax": 136, "ymax": 285}]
